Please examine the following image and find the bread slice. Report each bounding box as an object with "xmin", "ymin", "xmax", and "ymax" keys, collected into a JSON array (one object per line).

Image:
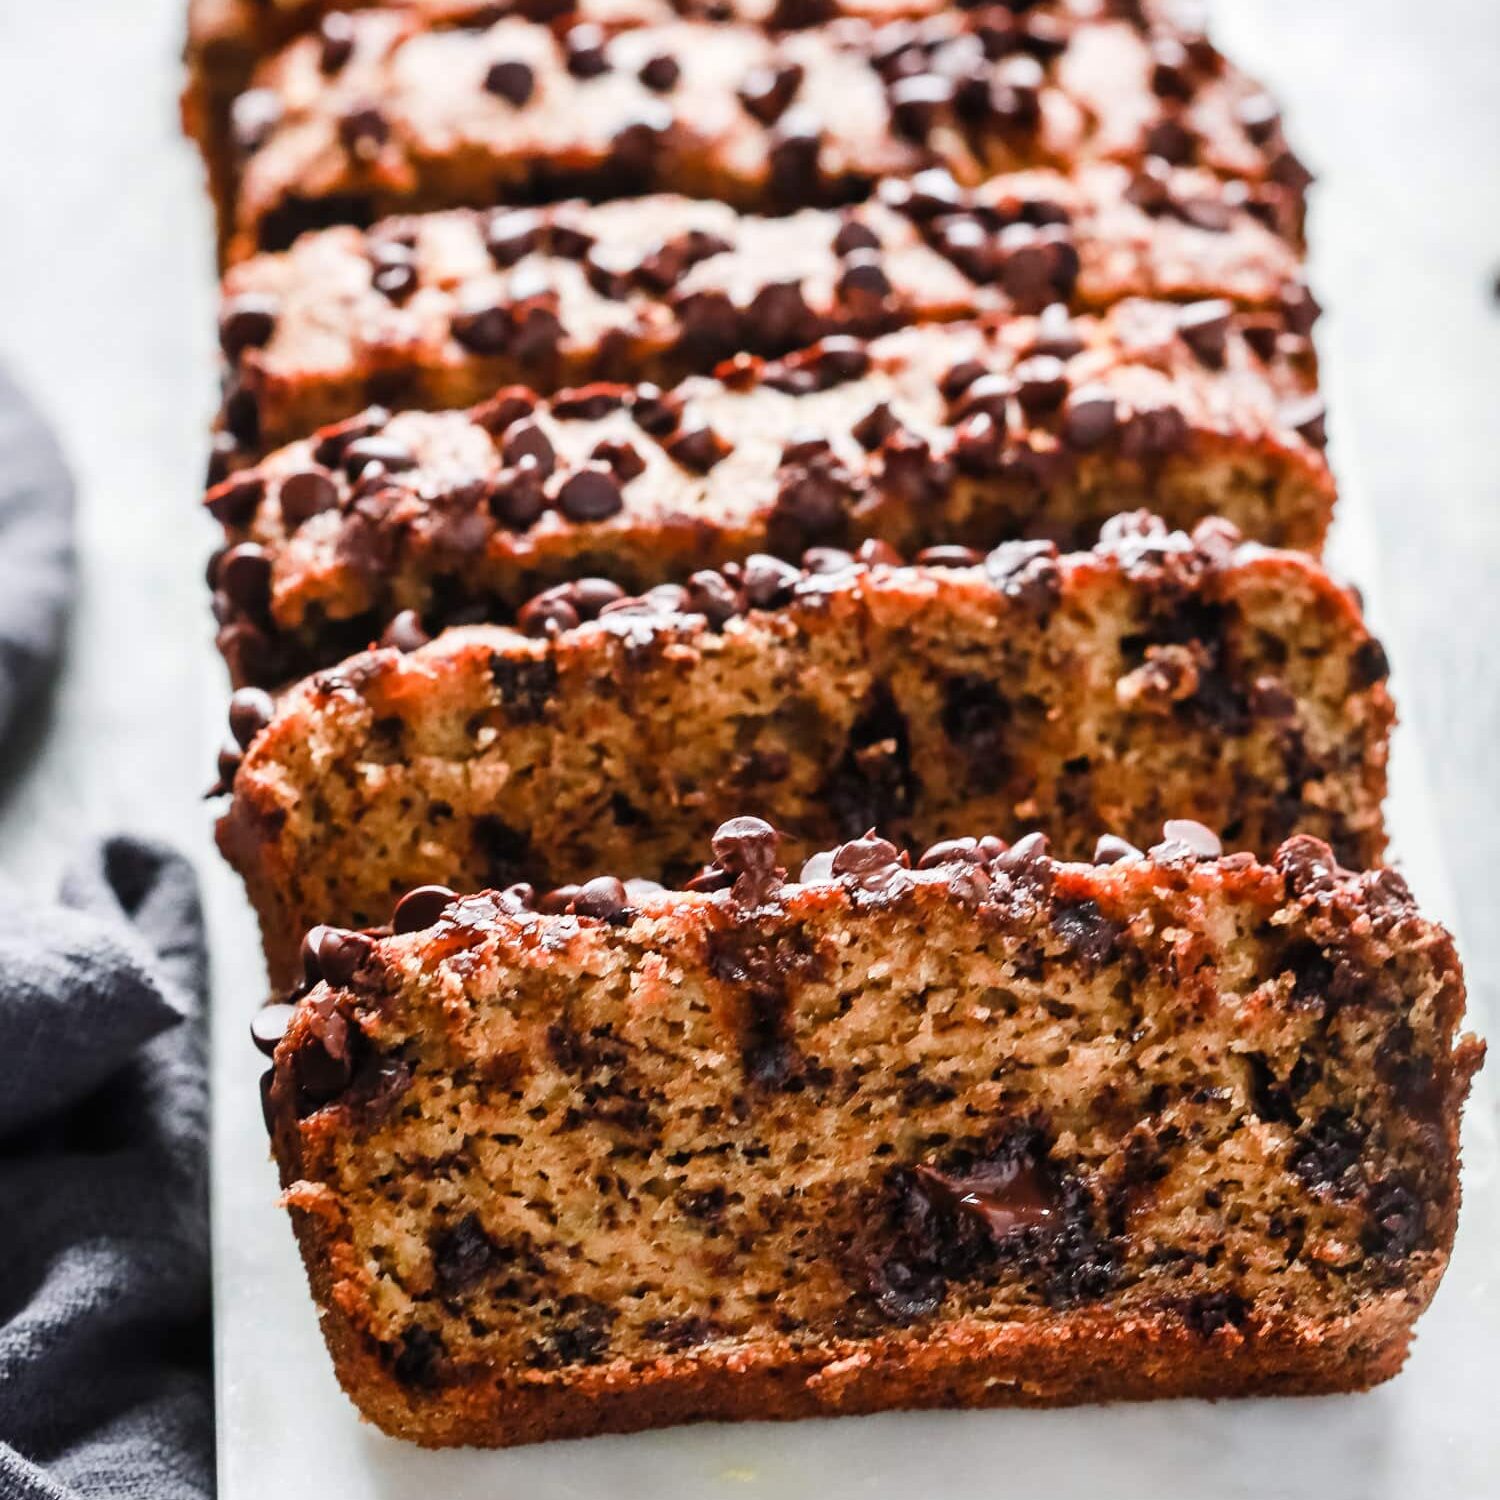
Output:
[
  {"xmin": 224, "ymin": 8, "xmax": 1304, "ymax": 262},
  {"xmin": 262, "ymin": 824, "xmax": 1482, "ymax": 1447},
  {"xmin": 213, "ymin": 163, "xmax": 1311, "ymax": 464},
  {"xmin": 205, "ymin": 305, "xmax": 1331, "ymax": 686},
  {"xmin": 217, "ymin": 517, "xmax": 1392, "ymax": 990}
]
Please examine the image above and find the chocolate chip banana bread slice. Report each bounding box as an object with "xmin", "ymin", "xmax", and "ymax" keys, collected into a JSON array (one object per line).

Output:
[
  {"xmin": 225, "ymin": 7, "xmax": 1303, "ymax": 261},
  {"xmin": 214, "ymin": 163, "xmax": 1311, "ymax": 464},
  {"xmin": 206, "ymin": 304, "xmax": 1331, "ymax": 686},
  {"xmin": 261, "ymin": 824, "xmax": 1481, "ymax": 1447},
  {"xmin": 217, "ymin": 517, "xmax": 1391, "ymax": 990}
]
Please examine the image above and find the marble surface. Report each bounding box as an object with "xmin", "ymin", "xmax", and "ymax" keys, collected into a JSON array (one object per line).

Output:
[{"xmin": 0, "ymin": 2, "xmax": 1496, "ymax": 1496}]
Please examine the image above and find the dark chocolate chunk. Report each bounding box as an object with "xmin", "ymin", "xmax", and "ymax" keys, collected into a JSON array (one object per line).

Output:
[
  {"xmin": 484, "ymin": 58, "xmax": 536, "ymax": 106},
  {"xmin": 392, "ymin": 884, "xmax": 458, "ymax": 935},
  {"xmin": 251, "ymin": 1002, "xmax": 296, "ymax": 1058},
  {"xmin": 278, "ymin": 468, "xmax": 338, "ymax": 527},
  {"xmin": 556, "ymin": 463, "xmax": 625, "ymax": 522},
  {"xmin": 228, "ymin": 686, "xmax": 274, "ymax": 749},
  {"xmin": 219, "ymin": 294, "xmax": 279, "ymax": 359}
]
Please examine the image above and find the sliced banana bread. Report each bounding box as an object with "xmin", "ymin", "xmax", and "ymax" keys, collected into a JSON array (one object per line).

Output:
[
  {"xmin": 206, "ymin": 304, "xmax": 1331, "ymax": 686},
  {"xmin": 262, "ymin": 823, "xmax": 1481, "ymax": 1446},
  {"xmin": 217, "ymin": 517, "xmax": 1391, "ymax": 990}
]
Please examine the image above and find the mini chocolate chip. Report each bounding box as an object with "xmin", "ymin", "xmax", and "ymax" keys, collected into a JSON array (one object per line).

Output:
[
  {"xmin": 1093, "ymin": 834, "xmax": 1143, "ymax": 864},
  {"xmin": 739, "ymin": 62, "xmax": 804, "ymax": 124},
  {"xmin": 571, "ymin": 876, "xmax": 629, "ymax": 919},
  {"xmin": 318, "ymin": 12, "xmax": 356, "ymax": 72},
  {"xmin": 338, "ymin": 104, "xmax": 389, "ymax": 158},
  {"xmin": 706, "ymin": 819, "xmax": 777, "ymax": 882},
  {"xmin": 639, "ymin": 52, "xmax": 680, "ymax": 91},
  {"xmin": 564, "ymin": 24, "xmax": 610, "ymax": 78},
  {"xmin": 1145, "ymin": 116, "xmax": 1195, "ymax": 166},
  {"xmin": 205, "ymin": 473, "xmax": 265, "ymax": 527},
  {"xmin": 1350, "ymin": 638, "xmax": 1390, "ymax": 689},
  {"xmin": 218, "ymin": 544, "xmax": 272, "ymax": 611},
  {"xmin": 889, "ymin": 72, "xmax": 954, "ymax": 141},
  {"xmin": 517, "ymin": 589, "xmax": 580, "ymax": 636},
  {"xmin": 228, "ymin": 686, "xmax": 274, "ymax": 749},
  {"xmin": 392, "ymin": 884, "xmax": 458, "ymax": 934},
  {"xmin": 852, "ymin": 400, "xmax": 899, "ymax": 451},
  {"xmin": 1177, "ymin": 299, "xmax": 1233, "ymax": 367},
  {"xmin": 484, "ymin": 209, "xmax": 544, "ymax": 266},
  {"xmin": 1283, "ymin": 394, "xmax": 1328, "ymax": 448},
  {"xmin": 504, "ymin": 420, "xmax": 556, "ymax": 477},
  {"xmin": 837, "ymin": 252, "xmax": 893, "ymax": 303},
  {"xmin": 484, "ymin": 58, "xmax": 535, "ymax": 106},
  {"xmin": 382, "ymin": 610, "xmax": 430, "ymax": 653},
  {"xmin": 667, "ymin": 423, "xmax": 730, "ymax": 473},
  {"xmin": 684, "ymin": 570, "xmax": 742, "ymax": 626},
  {"xmin": 488, "ymin": 464, "xmax": 547, "ymax": 529},
  {"xmin": 630, "ymin": 384, "xmax": 682, "ymax": 436},
  {"xmin": 1060, "ymin": 386, "xmax": 1118, "ymax": 450},
  {"xmin": 556, "ymin": 463, "xmax": 625, "ymax": 522},
  {"xmin": 251, "ymin": 1003, "xmax": 297, "ymax": 1058},
  {"xmin": 451, "ymin": 294, "xmax": 511, "ymax": 354},
  {"xmin": 219, "ymin": 294, "xmax": 279, "ymax": 358},
  {"xmin": 833, "ymin": 217, "xmax": 880, "ymax": 257},
  {"xmin": 307, "ymin": 926, "xmax": 373, "ymax": 987},
  {"xmin": 279, "ymin": 468, "xmax": 338, "ymax": 527},
  {"xmin": 767, "ymin": 108, "xmax": 823, "ymax": 198},
  {"xmin": 591, "ymin": 437, "xmax": 645, "ymax": 481},
  {"xmin": 1013, "ymin": 354, "xmax": 1069, "ymax": 414},
  {"xmin": 741, "ymin": 553, "xmax": 801, "ymax": 607}
]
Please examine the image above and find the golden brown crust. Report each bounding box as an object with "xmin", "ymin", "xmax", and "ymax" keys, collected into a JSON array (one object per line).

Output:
[
  {"xmin": 223, "ymin": 8, "xmax": 1305, "ymax": 264},
  {"xmin": 264, "ymin": 839, "xmax": 1480, "ymax": 1447},
  {"xmin": 206, "ymin": 305, "xmax": 1332, "ymax": 686},
  {"xmin": 213, "ymin": 164, "xmax": 1312, "ymax": 461}
]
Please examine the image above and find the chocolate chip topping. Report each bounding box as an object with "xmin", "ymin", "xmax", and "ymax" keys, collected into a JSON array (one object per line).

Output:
[
  {"xmin": 556, "ymin": 464, "xmax": 625, "ymax": 522},
  {"xmin": 301, "ymin": 925, "xmax": 374, "ymax": 988},
  {"xmin": 710, "ymin": 815, "xmax": 784, "ymax": 906},
  {"xmin": 392, "ymin": 885, "xmax": 458, "ymax": 935},
  {"xmin": 830, "ymin": 831, "xmax": 912, "ymax": 899},
  {"xmin": 638, "ymin": 53, "xmax": 681, "ymax": 92},
  {"xmin": 738, "ymin": 62, "xmax": 804, "ymax": 124},
  {"xmin": 1060, "ymin": 385, "xmax": 1119, "ymax": 451},
  {"xmin": 569, "ymin": 876, "xmax": 630, "ymax": 920},
  {"xmin": 484, "ymin": 58, "xmax": 536, "ymax": 106},
  {"xmin": 219, "ymin": 294, "xmax": 279, "ymax": 359},
  {"xmin": 564, "ymin": 24, "xmax": 610, "ymax": 78},
  {"xmin": 666, "ymin": 423, "xmax": 731, "ymax": 473},
  {"xmin": 278, "ymin": 468, "xmax": 338, "ymax": 527},
  {"xmin": 1093, "ymin": 834, "xmax": 1144, "ymax": 865},
  {"xmin": 1151, "ymin": 818, "xmax": 1223, "ymax": 863},
  {"xmin": 338, "ymin": 103, "xmax": 390, "ymax": 159},
  {"xmin": 318, "ymin": 12, "xmax": 356, "ymax": 73},
  {"xmin": 251, "ymin": 1002, "xmax": 297, "ymax": 1058},
  {"xmin": 1176, "ymin": 299, "xmax": 1233, "ymax": 367},
  {"xmin": 228, "ymin": 686, "xmax": 274, "ymax": 749},
  {"xmin": 381, "ymin": 610, "xmax": 430, "ymax": 653}
]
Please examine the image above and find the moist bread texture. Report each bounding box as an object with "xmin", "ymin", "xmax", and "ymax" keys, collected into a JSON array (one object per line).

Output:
[
  {"xmin": 206, "ymin": 304, "xmax": 1331, "ymax": 686},
  {"xmin": 223, "ymin": 7, "xmax": 1305, "ymax": 262},
  {"xmin": 217, "ymin": 517, "xmax": 1393, "ymax": 990},
  {"xmin": 263, "ymin": 826, "xmax": 1481, "ymax": 1447},
  {"xmin": 214, "ymin": 163, "xmax": 1312, "ymax": 462}
]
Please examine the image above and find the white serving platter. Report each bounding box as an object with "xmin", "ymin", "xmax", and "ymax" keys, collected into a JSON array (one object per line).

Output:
[
  {"xmin": 208, "ymin": 14, "xmax": 1500, "ymax": 1494},
  {"xmin": 207, "ymin": 353, "xmax": 1500, "ymax": 1500}
]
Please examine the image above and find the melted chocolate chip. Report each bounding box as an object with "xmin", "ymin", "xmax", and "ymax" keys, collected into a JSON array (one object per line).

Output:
[{"xmin": 392, "ymin": 884, "xmax": 457, "ymax": 935}]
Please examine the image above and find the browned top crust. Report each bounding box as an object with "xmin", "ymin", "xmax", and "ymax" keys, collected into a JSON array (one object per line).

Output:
[
  {"xmin": 224, "ymin": 6, "xmax": 1307, "ymax": 261},
  {"xmin": 205, "ymin": 302, "xmax": 1331, "ymax": 685},
  {"xmin": 215, "ymin": 162, "xmax": 1312, "ymax": 458}
]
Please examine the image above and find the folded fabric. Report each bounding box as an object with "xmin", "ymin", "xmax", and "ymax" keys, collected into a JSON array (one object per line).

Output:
[
  {"xmin": 0, "ymin": 364, "xmax": 74, "ymax": 753},
  {"xmin": 0, "ymin": 839, "xmax": 213, "ymax": 1500}
]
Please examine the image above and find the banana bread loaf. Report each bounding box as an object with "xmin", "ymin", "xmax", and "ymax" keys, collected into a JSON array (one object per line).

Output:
[
  {"xmin": 206, "ymin": 304, "xmax": 1332, "ymax": 686},
  {"xmin": 261, "ymin": 822, "xmax": 1481, "ymax": 1446},
  {"xmin": 216, "ymin": 516, "xmax": 1392, "ymax": 990},
  {"xmin": 214, "ymin": 163, "xmax": 1312, "ymax": 463},
  {"xmin": 224, "ymin": 7, "xmax": 1306, "ymax": 261}
]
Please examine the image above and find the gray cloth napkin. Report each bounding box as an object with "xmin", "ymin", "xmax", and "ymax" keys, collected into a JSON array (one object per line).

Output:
[
  {"xmin": 0, "ymin": 371, "xmax": 214, "ymax": 1498},
  {"xmin": 0, "ymin": 840, "xmax": 213, "ymax": 1500}
]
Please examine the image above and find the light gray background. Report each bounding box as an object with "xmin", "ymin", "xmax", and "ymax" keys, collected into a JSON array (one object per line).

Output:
[{"xmin": 0, "ymin": 3, "xmax": 1496, "ymax": 1495}]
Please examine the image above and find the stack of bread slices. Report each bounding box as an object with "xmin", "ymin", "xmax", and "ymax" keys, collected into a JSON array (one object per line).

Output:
[{"xmin": 186, "ymin": 0, "xmax": 1482, "ymax": 1450}]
